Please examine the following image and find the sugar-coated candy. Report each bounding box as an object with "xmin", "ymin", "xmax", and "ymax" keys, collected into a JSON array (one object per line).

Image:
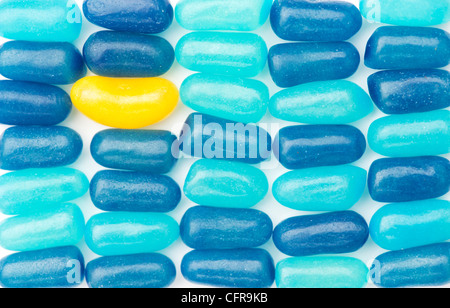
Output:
[
  {"xmin": 0, "ymin": 203, "xmax": 85, "ymax": 252},
  {"xmin": 0, "ymin": 168, "xmax": 89, "ymax": 216},
  {"xmin": 0, "ymin": 126, "xmax": 83, "ymax": 170},
  {"xmin": 365, "ymin": 27, "xmax": 450, "ymax": 70},
  {"xmin": 268, "ymin": 42, "xmax": 360, "ymax": 88},
  {"xmin": 176, "ymin": 32, "xmax": 268, "ymax": 78},
  {"xmin": 368, "ymin": 69, "xmax": 450, "ymax": 114},
  {"xmin": 180, "ymin": 206, "xmax": 273, "ymax": 250},
  {"xmin": 0, "ymin": 246, "xmax": 85, "ymax": 288},
  {"xmin": 85, "ymin": 212, "xmax": 179, "ymax": 256},
  {"xmin": 71, "ymin": 76, "xmax": 178, "ymax": 129},
  {"xmin": 83, "ymin": 31, "xmax": 175, "ymax": 78},
  {"xmin": 91, "ymin": 129, "xmax": 178, "ymax": 173},
  {"xmin": 368, "ymin": 156, "xmax": 450, "ymax": 203},
  {"xmin": 0, "ymin": 81, "xmax": 71, "ymax": 126},
  {"xmin": 180, "ymin": 74, "xmax": 269, "ymax": 123},
  {"xmin": 181, "ymin": 249, "xmax": 275, "ymax": 288},
  {"xmin": 86, "ymin": 253, "xmax": 176, "ymax": 288},
  {"xmin": 274, "ymin": 125, "xmax": 366, "ymax": 170},
  {"xmin": 368, "ymin": 110, "xmax": 450, "ymax": 157},
  {"xmin": 273, "ymin": 166, "xmax": 367, "ymax": 212},
  {"xmin": 273, "ymin": 211, "xmax": 369, "ymax": 257},
  {"xmin": 271, "ymin": 0, "xmax": 362, "ymax": 41},
  {"xmin": 83, "ymin": 0, "xmax": 173, "ymax": 34},
  {"xmin": 370, "ymin": 200, "xmax": 450, "ymax": 251},
  {"xmin": 184, "ymin": 159, "xmax": 268, "ymax": 208},
  {"xmin": 90, "ymin": 170, "xmax": 181, "ymax": 213},
  {"xmin": 276, "ymin": 257, "xmax": 368, "ymax": 289},
  {"xmin": 269, "ymin": 80, "xmax": 373, "ymax": 124}
]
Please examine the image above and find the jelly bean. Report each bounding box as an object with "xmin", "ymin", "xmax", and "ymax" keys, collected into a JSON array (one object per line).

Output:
[
  {"xmin": 365, "ymin": 27, "xmax": 450, "ymax": 70},
  {"xmin": 368, "ymin": 156, "xmax": 450, "ymax": 203},
  {"xmin": 71, "ymin": 76, "xmax": 179, "ymax": 129},
  {"xmin": 181, "ymin": 249, "xmax": 275, "ymax": 288},
  {"xmin": 180, "ymin": 74, "xmax": 269, "ymax": 123},
  {"xmin": 90, "ymin": 170, "xmax": 181, "ymax": 213},
  {"xmin": 86, "ymin": 253, "xmax": 176, "ymax": 288},
  {"xmin": 371, "ymin": 243, "xmax": 450, "ymax": 288},
  {"xmin": 274, "ymin": 125, "xmax": 366, "ymax": 170},
  {"xmin": 85, "ymin": 212, "xmax": 179, "ymax": 256},
  {"xmin": 91, "ymin": 129, "xmax": 178, "ymax": 173},
  {"xmin": 360, "ymin": 0, "xmax": 450, "ymax": 26},
  {"xmin": 184, "ymin": 159, "xmax": 269, "ymax": 208},
  {"xmin": 176, "ymin": 32, "xmax": 268, "ymax": 78},
  {"xmin": 368, "ymin": 110, "xmax": 450, "ymax": 157},
  {"xmin": 180, "ymin": 113, "xmax": 271, "ymax": 164},
  {"xmin": 268, "ymin": 42, "xmax": 360, "ymax": 88},
  {"xmin": 273, "ymin": 166, "xmax": 367, "ymax": 212},
  {"xmin": 0, "ymin": 246, "xmax": 85, "ymax": 288},
  {"xmin": 273, "ymin": 211, "xmax": 369, "ymax": 257},
  {"xmin": 0, "ymin": 0, "xmax": 82, "ymax": 42},
  {"xmin": 0, "ymin": 203, "xmax": 85, "ymax": 252},
  {"xmin": 0, "ymin": 41, "xmax": 86, "ymax": 85},
  {"xmin": 276, "ymin": 257, "xmax": 369, "ymax": 288},
  {"xmin": 83, "ymin": 31, "xmax": 175, "ymax": 78},
  {"xmin": 368, "ymin": 69, "xmax": 450, "ymax": 114},
  {"xmin": 0, "ymin": 126, "xmax": 83, "ymax": 170},
  {"xmin": 180, "ymin": 206, "xmax": 273, "ymax": 250},
  {"xmin": 0, "ymin": 81, "xmax": 71, "ymax": 126},
  {"xmin": 0, "ymin": 168, "xmax": 89, "ymax": 216},
  {"xmin": 370, "ymin": 200, "xmax": 450, "ymax": 251},
  {"xmin": 271, "ymin": 0, "xmax": 362, "ymax": 41},
  {"xmin": 83, "ymin": 0, "xmax": 173, "ymax": 34},
  {"xmin": 270, "ymin": 80, "xmax": 373, "ymax": 124}
]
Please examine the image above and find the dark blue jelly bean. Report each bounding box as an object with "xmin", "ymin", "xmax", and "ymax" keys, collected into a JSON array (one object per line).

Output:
[
  {"xmin": 83, "ymin": 31, "xmax": 175, "ymax": 78},
  {"xmin": 90, "ymin": 170, "xmax": 181, "ymax": 212},
  {"xmin": 181, "ymin": 249, "xmax": 275, "ymax": 288},
  {"xmin": 274, "ymin": 125, "xmax": 366, "ymax": 170},
  {"xmin": 268, "ymin": 42, "xmax": 360, "ymax": 88},
  {"xmin": 83, "ymin": 0, "xmax": 173, "ymax": 34},
  {"xmin": 86, "ymin": 253, "xmax": 176, "ymax": 288},
  {"xmin": 0, "ymin": 246, "xmax": 84, "ymax": 288},
  {"xmin": 0, "ymin": 80, "xmax": 71, "ymax": 126},
  {"xmin": 91, "ymin": 129, "xmax": 178, "ymax": 173},
  {"xmin": 0, "ymin": 126, "xmax": 83, "ymax": 170},
  {"xmin": 180, "ymin": 206, "xmax": 273, "ymax": 250},
  {"xmin": 273, "ymin": 211, "xmax": 369, "ymax": 257},
  {"xmin": 0, "ymin": 41, "xmax": 86, "ymax": 85}
]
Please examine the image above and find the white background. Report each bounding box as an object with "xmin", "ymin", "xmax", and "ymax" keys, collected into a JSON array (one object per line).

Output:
[{"xmin": 0, "ymin": 0, "xmax": 449, "ymax": 288}]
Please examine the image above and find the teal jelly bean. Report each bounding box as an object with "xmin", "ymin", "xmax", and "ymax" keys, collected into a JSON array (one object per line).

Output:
[
  {"xmin": 370, "ymin": 200, "xmax": 450, "ymax": 251},
  {"xmin": 85, "ymin": 212, "xmax": 179, "ymax": 256},
  {"xmin": 0, "ymin": 0, "xmax": 82, "ymax": 42},
  {"xmin": 0, "ymin": 203, "xmax": 85, "ymax": 252},
  {"xmin": 270, "ymin": 80, "xmax": 374, "ymax": 124},
  {"xmin": 276, "ymin": 257, "xmax": 369, "ymax": 288},
  {"xmin": 273, "ymin": 165, "xmax": 367, "ymax": 212},
  {"xmin": 368, "ymin": 110, "xmax": 450, "ymax": 157}
]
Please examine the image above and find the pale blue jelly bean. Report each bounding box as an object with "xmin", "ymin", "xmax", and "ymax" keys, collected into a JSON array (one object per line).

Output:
[
  {"xmin": 273, "ymin": 165, "xmax": 367, "ymax": 212},
  {"xmin": 85, "ymin": 212, "xmax": 179, "ymax": 256},
  {"xmin": 370, "ymin": 200, "xmax": 450, "ymax": 251},
  {"xmin": 0, "ymin": 203, "xmax": 85, "ymax": 252}
]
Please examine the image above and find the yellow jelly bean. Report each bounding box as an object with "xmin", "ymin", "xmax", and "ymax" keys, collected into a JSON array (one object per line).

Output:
[{"xmin": 70, "ymin": 77, "xmax": 179, "ymax": 129}]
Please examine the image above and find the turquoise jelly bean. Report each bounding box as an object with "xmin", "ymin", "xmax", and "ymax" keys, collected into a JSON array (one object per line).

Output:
[
  {"xmin": 273, "ymin": 166, "xmax": 367, "ymax": 212},
  {"xmin": 0, "ymin": 203, "xmax": 85, "ymax": 252},
  {"xmin": 370, "ymin": 200, "xmax": 450, "ymax": 251},
  {"xmin": 368, "ymin": 110, "xmax": 450, "ymax": 157},
  {"xmin": 276, "ymin": 257, "xmax": 369, "ymax": 288},
  {"xmin": 270, "ymin": 80, "xmax": 374, "ymax": 124},
  {"xmin": 85, "ymin": 212, "xmax": 179, "ymax": 256},
  {"xmin": 184, "ymin": 159, "xmax": 268, "ymax": 208},
  {"xmin": 0, "ymin": 0, "xmax": 82, "ymax": 42}
]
